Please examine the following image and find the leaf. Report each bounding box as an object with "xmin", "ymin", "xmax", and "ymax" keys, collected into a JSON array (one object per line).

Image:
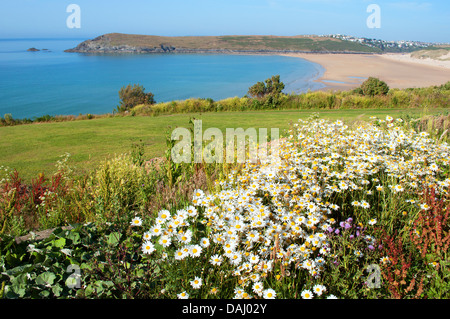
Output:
[
  {"xmin": 10, "ymin": 273, "xmax": 28, "ymax": 297},
  {"xmin": 60, "ymin": 248, "xmax": 73, "ymax": 256},
  {"xmin": 35, "ymin": 272, "xmax": 56, "ymax": 287},
  {"xmin": 3, "ymin": 264, "xmax": 34, "ymax": 277},
  {"xmin": 65, "ymin": 231, "xmax": 81, "ymax": 245},
  {"xmin": 106, "ymin": 232, "xmax": 122, "ymax": 246},
  {"xmin": 52, "ymin": 283, "xmax": 63, "ymax": 297},
  {"xmin": 52, "ymin": 238, "xmax": 66, "ymax": 249}
]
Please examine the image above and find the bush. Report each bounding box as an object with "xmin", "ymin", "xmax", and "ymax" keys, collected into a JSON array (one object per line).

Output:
[
  {"xmin": 359, "ymin": 77, "xmax": 390, "ymax": 96},
  {"xmin": 248, "ymin": 75, "xmax": 285, "ymax": 99},
  {"xmin": 91, "ymin": 154, "xmax": 151, "ymax": 221},
  {"xmin": 3, "ymin": 114, "xmax": 14, "ymax": 126},
  {"xmin": 117, "ymin": 84, "xmax": 155, "ymax": 113}
]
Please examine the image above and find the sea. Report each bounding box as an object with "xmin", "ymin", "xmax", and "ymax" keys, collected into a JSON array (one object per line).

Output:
[{"xmin": 0, "ymin": 38, "xmax": 325, "ymax": 119}]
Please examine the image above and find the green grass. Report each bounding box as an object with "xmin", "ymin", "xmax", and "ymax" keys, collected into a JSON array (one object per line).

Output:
[{"xmin": 0, "ymin": 108, "xmax": 446, "ymax": 182}]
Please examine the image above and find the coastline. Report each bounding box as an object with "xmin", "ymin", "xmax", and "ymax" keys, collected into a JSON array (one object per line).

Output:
[{"xmin": 281, "ymin": 53, "xmax": 450, "ymax": 92}]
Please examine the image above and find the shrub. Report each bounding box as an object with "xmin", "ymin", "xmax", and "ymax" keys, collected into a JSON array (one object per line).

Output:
[
  {"xmin": 117, "ymin": 84, "xmax": 155, "ymax": 113},
  {"xmin": 91, "ymin": 154, "xmax": 151, "ymax": 221},
  {"xmin": 248, "ymin": 75, "xmax": 285, "ymax": 99},
  {"xmin": 3, "ymin": 114, "xmax": 14, "ymax": 126},
  {"xmin": 360, "ymin": 77, "xmax": 390, "ymax": 96}
]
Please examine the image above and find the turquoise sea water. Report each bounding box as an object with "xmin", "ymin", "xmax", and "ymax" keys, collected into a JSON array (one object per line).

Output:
[{"xmin": 0, "ymin": 38, "xmax": 325, "ymax": 119}]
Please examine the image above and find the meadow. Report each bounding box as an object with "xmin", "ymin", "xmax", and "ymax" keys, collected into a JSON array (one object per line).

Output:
[
  {"xmin": 0, "ymin": 108, "xmax": 447, "ymax": 182},
  {"xmin": 0, "ymin": 82, "xmax": 449, "ymax": 299}
]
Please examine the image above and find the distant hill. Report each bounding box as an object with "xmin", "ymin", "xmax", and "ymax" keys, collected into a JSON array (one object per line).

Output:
[
  {"xmin": 65, "ymin": 33, "xmax": 383, "ymax": 54},
  {"xmin": 411, "ymin": 47, "xmax": 450, "ymax": 61}
]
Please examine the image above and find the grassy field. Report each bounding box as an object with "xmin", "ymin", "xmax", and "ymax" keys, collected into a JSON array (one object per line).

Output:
[{"xmin": 0, "ymin": 107, "xmax": 445, "ymax": 182}]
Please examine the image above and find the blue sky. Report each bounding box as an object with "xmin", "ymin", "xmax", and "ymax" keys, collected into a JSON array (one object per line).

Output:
[{"xmin": 0, "ymin": 0, "xmax": 448, "ymax": 43}]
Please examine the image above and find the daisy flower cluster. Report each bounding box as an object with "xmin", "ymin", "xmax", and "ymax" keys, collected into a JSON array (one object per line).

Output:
[{"xmin": 133, "ymin": 115, "xmax": 449, "ymax": 299}]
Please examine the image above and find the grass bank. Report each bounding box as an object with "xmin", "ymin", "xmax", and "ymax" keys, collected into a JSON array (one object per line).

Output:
[
  {"xmin": 1, "ymin": 113, "xmax": 450, "ymax": 300},
  {"xmin": 1, "ymin": 108, "xmax": 448, "ymax": 182}
]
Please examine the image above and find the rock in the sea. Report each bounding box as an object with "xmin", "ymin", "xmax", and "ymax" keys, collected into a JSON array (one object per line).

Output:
[{"xmin": 27, "ymin": 47, "xmax": 40, "ymax": 52}]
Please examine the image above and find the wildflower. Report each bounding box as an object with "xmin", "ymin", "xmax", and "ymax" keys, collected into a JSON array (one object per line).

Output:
[
  {"xmin": 158, "ymin": 210, "xmax": 171, "ymax": 220},
  {"xmin": 230, "ymin": 252, "xmax": 243, "ymax": 265},
  {"xmin": 329, "ymin": 203, "xmax": 339, "ymax": 210},
  {"xmin": 263, "ymin": 288, "xmax": 277, "ymax": 299},
  {"xmin": 326, "ymin": 294, "xmax": 338, "ymax": 299},
  {"xmin": 190, "ymin": 277, "xmax": 203, "ymax": 289},
  {"xmin": 142, "ymin": 231, "xmax": 152, "ymax": 241},
  {"xmin": 131, "ymin": 216, "xmax": 142, "ymax": 227},
  {"xmin": 313, "ymin": 284, "xmax": 326, "ymax": 296},
  {"xmin": 210, "ymin": 254, "xmax": 223, "ymax": 266},
  {"xmin": 360, "ymin": 201, "xmax": 370, "ymax": 209},
  {"xmin": 234, "ymin": 286, "xmax": 245, "ymax": 299},
  {"xmin": 136, "ymin": 115, "xmax": 450, "ymax": 298},
  {"xmin": 150, "ymin": 225, "xmax": 162, "ymax": 237},
  {"xmin": 158, "ymin": 235, "xmax": 172, "ymax": 248},
  {"xmin": 354, "ymin": 250, "xmax": 363, "ymax": 258},
  {"xmin": 186, "ymin": 205, "xmax": 198, "ymax": 217},
  {"xmin": 210, "ymin": 287, "xmax": 219, "ymax": 295},
  {"xmin": 193, "ymin": 189, "xmax": 205, "ymax": 199},
  {"xmin": 189, "ymin": 244, "xmax": 202, "ymax": 257},
  {"xmin": 301, "ymin": 290, "xmax": 313, "ymax": 299},
  {"xmin": 177, "ymin": 291, "xmax": 189, "ymax": 299},
  {"xmin": 252, "ymin": 282, "xmax": 264, "ymax": 296},
  {"xmin": 391, "ymin": 184, "xmax": 404, "ymax": 192},
  {"xmin": 248, "ymin": 253, "xmax": 260, "ymax": 264},
  {"xmin": 175, "ymin": 247, "xmax": 188, "ymax": 260},
  {"xmin": 302, "ymin": 259, "xmax": 315, "ymax": 270},
  {"xmin": 141, "ymin": 241, "xmax": 155, "ymax": 255},
  {"xmin": 200, "ymin": 237, "xmax": 210, "ymax": 248},
  {"xmin": 177, "ymin": 230, "xmax": 193, "ymax": 244}
]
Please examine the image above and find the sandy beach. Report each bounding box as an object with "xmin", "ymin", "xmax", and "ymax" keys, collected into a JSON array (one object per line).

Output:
[{"xmin": 283, "ymin": 52, "xmax": 450, "ymax": 92}]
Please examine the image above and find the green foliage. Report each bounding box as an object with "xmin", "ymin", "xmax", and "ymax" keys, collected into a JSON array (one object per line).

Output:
[
  {"xmin": 117, "ymin": 84, "xmax": 155, "ymax": 113},
  {"xmin": 247, "ymin": 75, "xmax": 285, "ymax": 99},
  {"xmin": 91, "ymin": 153, "xmax": 152, "ymax": 221},
  {"xmin": 0, "ymin": 222, "xmax": 166, "ymax": 299},
  {"xmin": 321, "ymin": 221, "xmax": 386, "ymax": 299},
  {"xmin": 130, "ymin": 140, "xmax": 145, "ymax": 167},
  {"xmin": 424, "ymin": 259, "xmax": 450, "ymax": 298},
  {"xmin": 359, "ymin": 77, "xmax": 390, "ymax": 96},
  {"xmin": 3, "ymin": 114, "xmax": 14, "ymax": 126}
]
